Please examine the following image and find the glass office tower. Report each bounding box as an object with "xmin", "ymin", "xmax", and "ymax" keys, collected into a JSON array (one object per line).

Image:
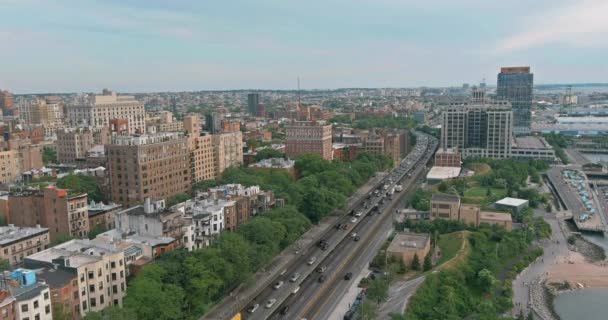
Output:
[{"xmin": 497, "ymin": 67, "xmax": 533, "ymax": 135}]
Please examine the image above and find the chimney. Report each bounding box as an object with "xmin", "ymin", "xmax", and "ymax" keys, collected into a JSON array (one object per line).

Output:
[{"xmin": 144, "ymin": 197, "xmax": 152, "ymax": 214}]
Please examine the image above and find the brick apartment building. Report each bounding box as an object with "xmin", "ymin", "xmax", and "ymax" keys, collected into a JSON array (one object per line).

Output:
[
  {"xmin": 285, "ymin": 121, "xmax": 333, "ymax": 160},
  {"xmin": 8, "ymin": 187, "xmax": 89, "ymax": 241},
  {"xmin": 106, "ymin": 132, "xmax": 191, "ymax": 207}
]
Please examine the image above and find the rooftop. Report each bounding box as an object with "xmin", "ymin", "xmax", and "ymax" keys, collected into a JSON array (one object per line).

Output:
[
  {"xmin": 26, "ymin": 239, "xmax": 122, "ymax": 268},
  {"xmin": 426, "ymin": 167, "xmax": 461, "ymax": 181},
  {"xmin": 88, "ymin": 201, "xmax": 122, "ymax": 217},
  {"xmin": 0, "ymin": 225, "xmax": 49, "ymax": 247},
  {"xmin": 495, "ymin": 197, "xmax": 529, "ymax": 207},
  {"xmin": 480, "ymin": 211, "xmax": 512, "ymax": 222},
  {"xmin": 35, "ymin": 267, "xmax": 76, "ymax": 288},
  {"xmin": 387, "ymin": 232, "xmax": 430, "ymax": 253},
  {"xmin": 431, "ymin": 193, "xmax": 461, "ymax": 203},
  {"xmin": 249, "ymin": 158, "xmax": 295, "ymax": 169},
  {"xmin": 513, "ymin": 136, "xmax": 552, "ymax": 149}
]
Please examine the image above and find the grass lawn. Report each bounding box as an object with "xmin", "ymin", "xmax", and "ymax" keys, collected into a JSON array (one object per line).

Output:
[
  {"xmin": 464, "ymin": 186, "xmax": 506, "ymax": 198},
  {"xmin": 436, "ymin": 231, "xmax": 467, "ymax": 267}
]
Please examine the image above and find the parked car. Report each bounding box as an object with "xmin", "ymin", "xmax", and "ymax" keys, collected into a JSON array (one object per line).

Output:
[
  {"xmin": 350, "ymin": 217, "xmax": 358, "ymax": 223},
  {"xmin": 292, "ymin": 286, "xmax": 300, "ymax": 294},
  {"xmin": 344, "ymin": 272, "xmax": 353, "ymax": 280},
  {"xmin": 290, "ymin": 273, "xmax": 300, "ymax": 282},
  {"xmin": 265, "ymin": 299, "xmax": 277, "ymax": 309},
  {"xmin": 247, "ymin": 304, "xmax": 260, "ymax": 313},
  {"xmin": 307, "ymin": 256, "xmax": 316, "ymax": 265},
  {"xmin": 273, "ymin": 281, "xmax": 284, "ymax": 289},
  {"xmin": 280, "ymin": 305, "xmax": 290, "ymax": 315},
  {"xmin": 354, "ymin": 235, "xmax": 360, "ymax": 241},
  {"xmin": 317, "ymin": 265, "xmax": 327, "ymax": 273},
  {"xmin": 318, "ymin": 275, "xmax": 327, "ymax": 283},
  {"xmin": 343, "ymin": 224, "xmax": 350, "ymax": 230}
]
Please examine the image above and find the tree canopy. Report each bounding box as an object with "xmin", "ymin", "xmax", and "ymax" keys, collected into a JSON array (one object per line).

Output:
[{"xmin": 57, "ymin": 174, "xmax": 104, "ymax": 202}]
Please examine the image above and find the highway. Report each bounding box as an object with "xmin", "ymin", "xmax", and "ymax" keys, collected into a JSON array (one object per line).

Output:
[{"xmin": 240, "ymin": 131, "xmax": 437, "ymax": 320}]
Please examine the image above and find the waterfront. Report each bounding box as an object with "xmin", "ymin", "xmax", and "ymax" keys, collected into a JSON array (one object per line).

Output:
[{"xmin": 554, "ymin": 288, "xmax": 608, "ymax": 320}]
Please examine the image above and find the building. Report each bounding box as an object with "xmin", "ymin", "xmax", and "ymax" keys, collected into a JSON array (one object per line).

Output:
[
  {"xmin": 0, "ymin": 90, "xmax": 14, "ymax": 112},
  {"xmin": 8, "ymin": 187, "xmax": 89, "ymax": 241},
  {"xmin": 247, "ymin": 93, "xmax": 260, "ymax": 115},
  {"xmin": 426, "ymin": 166, "xmax": 461, "ymax": 183},
  {"xmin": 87, "ymin": 202, "xmax": 121, "ymax": 231},
  {"xmin": 0, "ymin": 286, "xmax": 16, "ymax": 320},
  {"xmin": 479, "ymin": 211, "xmax": 513, "ymax": 231},
  {"xmin": 106, "ymin": 132, "xmax": 190, "ymax": 207},
  {"xmin": 65, "ymin": 90, "xmax": 145, "ymax": 134},
  {"xmin": 497, "ymin": 66, "xmax": 533, "ymax": 135},
  {"xmin": 441, "ymin": 102, "xmax": 513, "ymax": 159},
  {"xmin": 17, "ymin": 98, "xmax": 64, "ymax": 135},
  {"xmin": 510, "ymin": 136, "xmax": 557, "ymax": 162},
  {"xmin": 24, "ymin": 239, "xmax": 127, "ymax": 316},
  {"xmin": 386, "ymin": 232, "xmax": 431, "ymax": 266},
  {"xmin": 190, "ymin": 135, "xmax": 216, "ymax": 183},
  {"xmin": 4, "ymin": 269, "xmax": 52, "ymax": 320},
  {"xmin": 432, "ymin": 194, "xmax": 513, "ymax": 230},
  {"xmin": 114, "ymin": 198, "xmax": 193, "ymax": 254},
  {"xmin": 285, "ymin": 121, "xmax": 333, "ymax": 160},
  {"xmin": 494, "ymin": 197, "xmax": 529, "ymax": 213},
  {"xmin": 35, "ymin": 267, "xmax": 79, "ymax": 320},
  {"xmin": 56, "ymin": 128, "xmax": 95, "ymax": 164},
  {"xmin": 429, "ymin": 194, "xmax": 461, "ymax": 220},
  {"xmin": 212, "ymin": 131, "xmax": 243, "ymax": 177},
  {"xmin": 434, "ymin": 148, "xmax": 461, "ymax": 167},
  {"xmin": 0, "ymin": 150, "xmax": 20, "ymax": 184},
  {"xmin": 0, "ymin": 225, "xmax": 50, "ymax": 266},
  {"xmin": 145, "ymin": 111, "xmax": 183, "ymax": 133},
  {"xmin": 204, "ymin": 113, "xmax": 223, "ymax": 134}
]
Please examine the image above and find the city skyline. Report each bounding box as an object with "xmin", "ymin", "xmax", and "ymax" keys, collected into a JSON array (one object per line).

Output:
[{"xmin": 1, "ymin": 0, "xmax": 607, "ymax": 93}]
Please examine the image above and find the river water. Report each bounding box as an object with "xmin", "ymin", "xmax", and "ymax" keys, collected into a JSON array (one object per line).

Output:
[{"xmin": 554, "ymin": 288, "xmax": 608, "ymax": 320}]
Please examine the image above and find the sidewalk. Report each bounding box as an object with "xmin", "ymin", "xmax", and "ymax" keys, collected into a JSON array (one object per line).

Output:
[{"xmin": 202, "ymin": 172, "xmax": 388, "ymax": 319}]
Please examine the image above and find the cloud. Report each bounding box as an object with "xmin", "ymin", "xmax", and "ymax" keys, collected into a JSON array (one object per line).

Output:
[{"xmin": 495, "ymin": 0, "xmax": 608, "ymax": 51}]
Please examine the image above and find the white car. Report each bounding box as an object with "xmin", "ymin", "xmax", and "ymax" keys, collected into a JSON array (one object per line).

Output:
[
  {"xmin": 290, "ymin": 273, "xmax": 300, "ymax": 282},
  {"xmin": 265, "ymin": 299, "xmax": 277, "ymax": 309},
  {"xmin": 350, "ymin": 217, "xmax": 358, "ymax": 223},
  {"xmin": 307, "ymin": 256, "xmax": 317, "ymax": 265},
  {"xmin": 273, "ymin": 281, "xmax": 284, "ymax": 289},
  {"xmin": 355, "ymin": 211, "xmax": 363, "ymax": 217},
  {"xmin": 292, "ymin": 286, "xmax": 301, "ymax": 294},
  {"xmin": 351, "ymin": 232, "xmax": 357, "ymax": 238}
]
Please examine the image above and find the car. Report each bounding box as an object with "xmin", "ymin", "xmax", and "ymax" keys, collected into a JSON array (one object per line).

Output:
[
  {"xmin": 265, "ymin": 299, "xmax": 277, "ymax": 309},
  {"xmin": 290, "ymin": 273, "xmax": 300, "ymax": 282},
  {"xmin": 354, "ymin": 235, "xmax": 360, "ymax": 241},
  {"xmin": 351, "ymin": 232, "xmax": 357, "ymax": 238},
  {"xmin": 335, "ymin": 223, "xmax": 342, "ymax": 229},
  {"xmin": 320, "ymin": 242, "xmax": 329, "ymax": 250},
  {"xmin": 344, "ymin": 272, "xmax": 353, "ymax": 280},
  {"xmin": 343, "ymin": 224, "xmax": 350, "ymax": 230},
  {"xmin": 307, "ymin": 256, "xmax": 316, "ymax": 265},
  {"xmin": 317, "ymin": 265, "xmax": 327, "ymax": 273},
  {"xmin": 317, "ymin": 239, "xmax": 327, "ymax": 247},
  {"xmin": 292, "ymin": 286, "xmax": 300, "ymax": 294},
  {"xmin": 280, "ymin": 305, "xmax": 290, "ymax": 315},
  {"xmin": 350, "ymin": 217, "xmax": 358, "ymax": 223},
  {"xmin": 273, "ymin": 281, "xmax": 284, "ymax": 289},
  {"xmin": 355, "ymin": 211, "xmax": 363, "ymax": 217},
  {"xmin": 247, "ymin": 303, "xmax": 260, "ymax": 313},
  {"xmin": 318, "ymin": 275, "xmax": 327, "ymax": 283}
]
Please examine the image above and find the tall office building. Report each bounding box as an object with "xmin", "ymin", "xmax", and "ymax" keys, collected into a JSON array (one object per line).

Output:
[
  {"xmin": 285, "ymin": 121, "xmax": 333, "ymax": 160},
  {"xmin": 205, "ymin": 112, "xmax": 223, "ymax": 134},
  {"xmin": 65, "ymin": 89, "xmax": 146, "ymax": 134},
  {"xmin": 497, "ymin": 66, "xmax": 533, "ymax": 135},
  {"xmin": 441, "ymin": 102, "xmax": 513, "ymax": 159},
  {"xmin": 106, "ymin": 132, "xmax": 190, "ymax": 206},
  {"xmin": 247, "ymin": 93, "xmax": 260, "ymax": 115}
]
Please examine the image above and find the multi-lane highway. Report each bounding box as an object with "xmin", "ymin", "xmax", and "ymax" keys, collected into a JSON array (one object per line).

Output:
[{"xmin": 239, "ymin": 131, "xmax": 437, "ymax": 320}]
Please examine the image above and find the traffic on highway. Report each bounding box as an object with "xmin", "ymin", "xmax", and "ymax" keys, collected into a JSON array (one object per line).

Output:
[{"xmin": 238, "ymin": 131, "xmax": 438, "ymax": 320}]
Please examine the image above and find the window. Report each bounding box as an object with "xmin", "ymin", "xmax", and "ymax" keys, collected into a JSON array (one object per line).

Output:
[
  {"xmin": 88, "ymin": 271, "xmax": 94, "ymax": 279},
  {"xmin": 89, "ymin": 285, "xmax": 95, "ymax": 293},
  {"xmin": 35, "ymin": 315, "xmax": 40, "ymax": 320},
  {"xmin": 73, "ymin": 291, "xmax": 79, "ymax": 299},
  {"xmin": 100, "ymin": 295, "xmax": 104, "ymax": 304},
  {"xmin": 43, "ymin": 292, "xmax": 49, "ymax": 300},
  {"xmin": 33, "ymin": 300, "xmax": 39, "ymax": 308},
  {"xmin": 112, "ymin": 273, "xmax": 117, "ymax": 281},
  {"xmin": 111, "ymin": 261, "xmax": 116, "ymax": 268},
  {"xmin": 82, "ymin": 301, "xmax": 87, "ymax": 310},
  {"xmin": 90, "ymin": 298, "xmax": 96, "ymax": 308},
  {"xmin": 120, "ymin": 271, "xmax": 124, "ymax": 278},
  {"xmin": 45, "ymin": 305, "xmax": 50, "ymax": 314},
  {"xmin": 113, "ymin": 285, "xmax": 118, "ymax": 294},
  {"xmin": 22, "ymin": 304, "xmax": 28, "ymax": 312},
  {"xmin": 121, "ymin": 283, "xmax": 125, "ymax": 292}
]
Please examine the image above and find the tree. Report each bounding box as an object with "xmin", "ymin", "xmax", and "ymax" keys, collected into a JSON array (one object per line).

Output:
[
  {"xmin": 360, "ymin": 301, "xmax": 377, "ymax": 320},
  {"xmin": 166, "ymin": 193, "xmax": 191, "ymax": 207},
  {"xmin": 486, "ymin": 188, "xmax": 492, "ymax": 197},
  {"xmin": 254, "ymin": 148, "xmax": 285, "ymax": 161},
  {"xmin": 88, "ymin": 224, "xmax": 107, "ymax": 240},
  {"xmin": 367, "ymin": 278, "xmax": 389, "ymax": 304},
  {"xmin": 42, "ymin": 147, "xmax": 57, "ymax": 164},
  {"xmin": 57, "ymin": 174, "xmax": 104, "ymax": 202},
  {"xmin": 54, "ymin": 304, "xmax": 74, "ymax": 320},
  {"xmin": 478, "ymin": 268, "xmax": 497, "ymax": 293},
  {"xmin": 0, "ymin": 259, "xmax": 9, "ymax": 271},
  {"xmin": 438, "ymin": 182, "xmax": 448, "ymax": 193},
  {"xmin": 526, "ymin": 311, "xmax": 534, "ymax": 320},
  {"xmin": 411, "ymin": 253, "xmax": 421, "ymax": 271},
  {"xmin": 423, "ymin": 252, "xmax": 433, "ymax": 271}
]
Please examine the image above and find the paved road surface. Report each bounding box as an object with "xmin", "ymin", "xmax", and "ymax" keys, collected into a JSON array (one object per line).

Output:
[{"xmin": 511, "ymin": 208, "xmax": 569, "ymax": 317}]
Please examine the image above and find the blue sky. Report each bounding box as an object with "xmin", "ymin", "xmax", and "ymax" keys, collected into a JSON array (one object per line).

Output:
[{"xmin": 0, "ymin": 0, "xmax": 607, "ymax": 93}]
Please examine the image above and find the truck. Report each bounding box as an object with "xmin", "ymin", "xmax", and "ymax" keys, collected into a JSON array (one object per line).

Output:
[{"xmin": 395, "ymin": 185, "xmax": 403, "ymax": 192}]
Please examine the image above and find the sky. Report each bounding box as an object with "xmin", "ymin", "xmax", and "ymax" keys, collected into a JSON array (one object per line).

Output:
[{"xmin": 0, "ymin": 0, "xmax": 607, "ymax": 93}]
